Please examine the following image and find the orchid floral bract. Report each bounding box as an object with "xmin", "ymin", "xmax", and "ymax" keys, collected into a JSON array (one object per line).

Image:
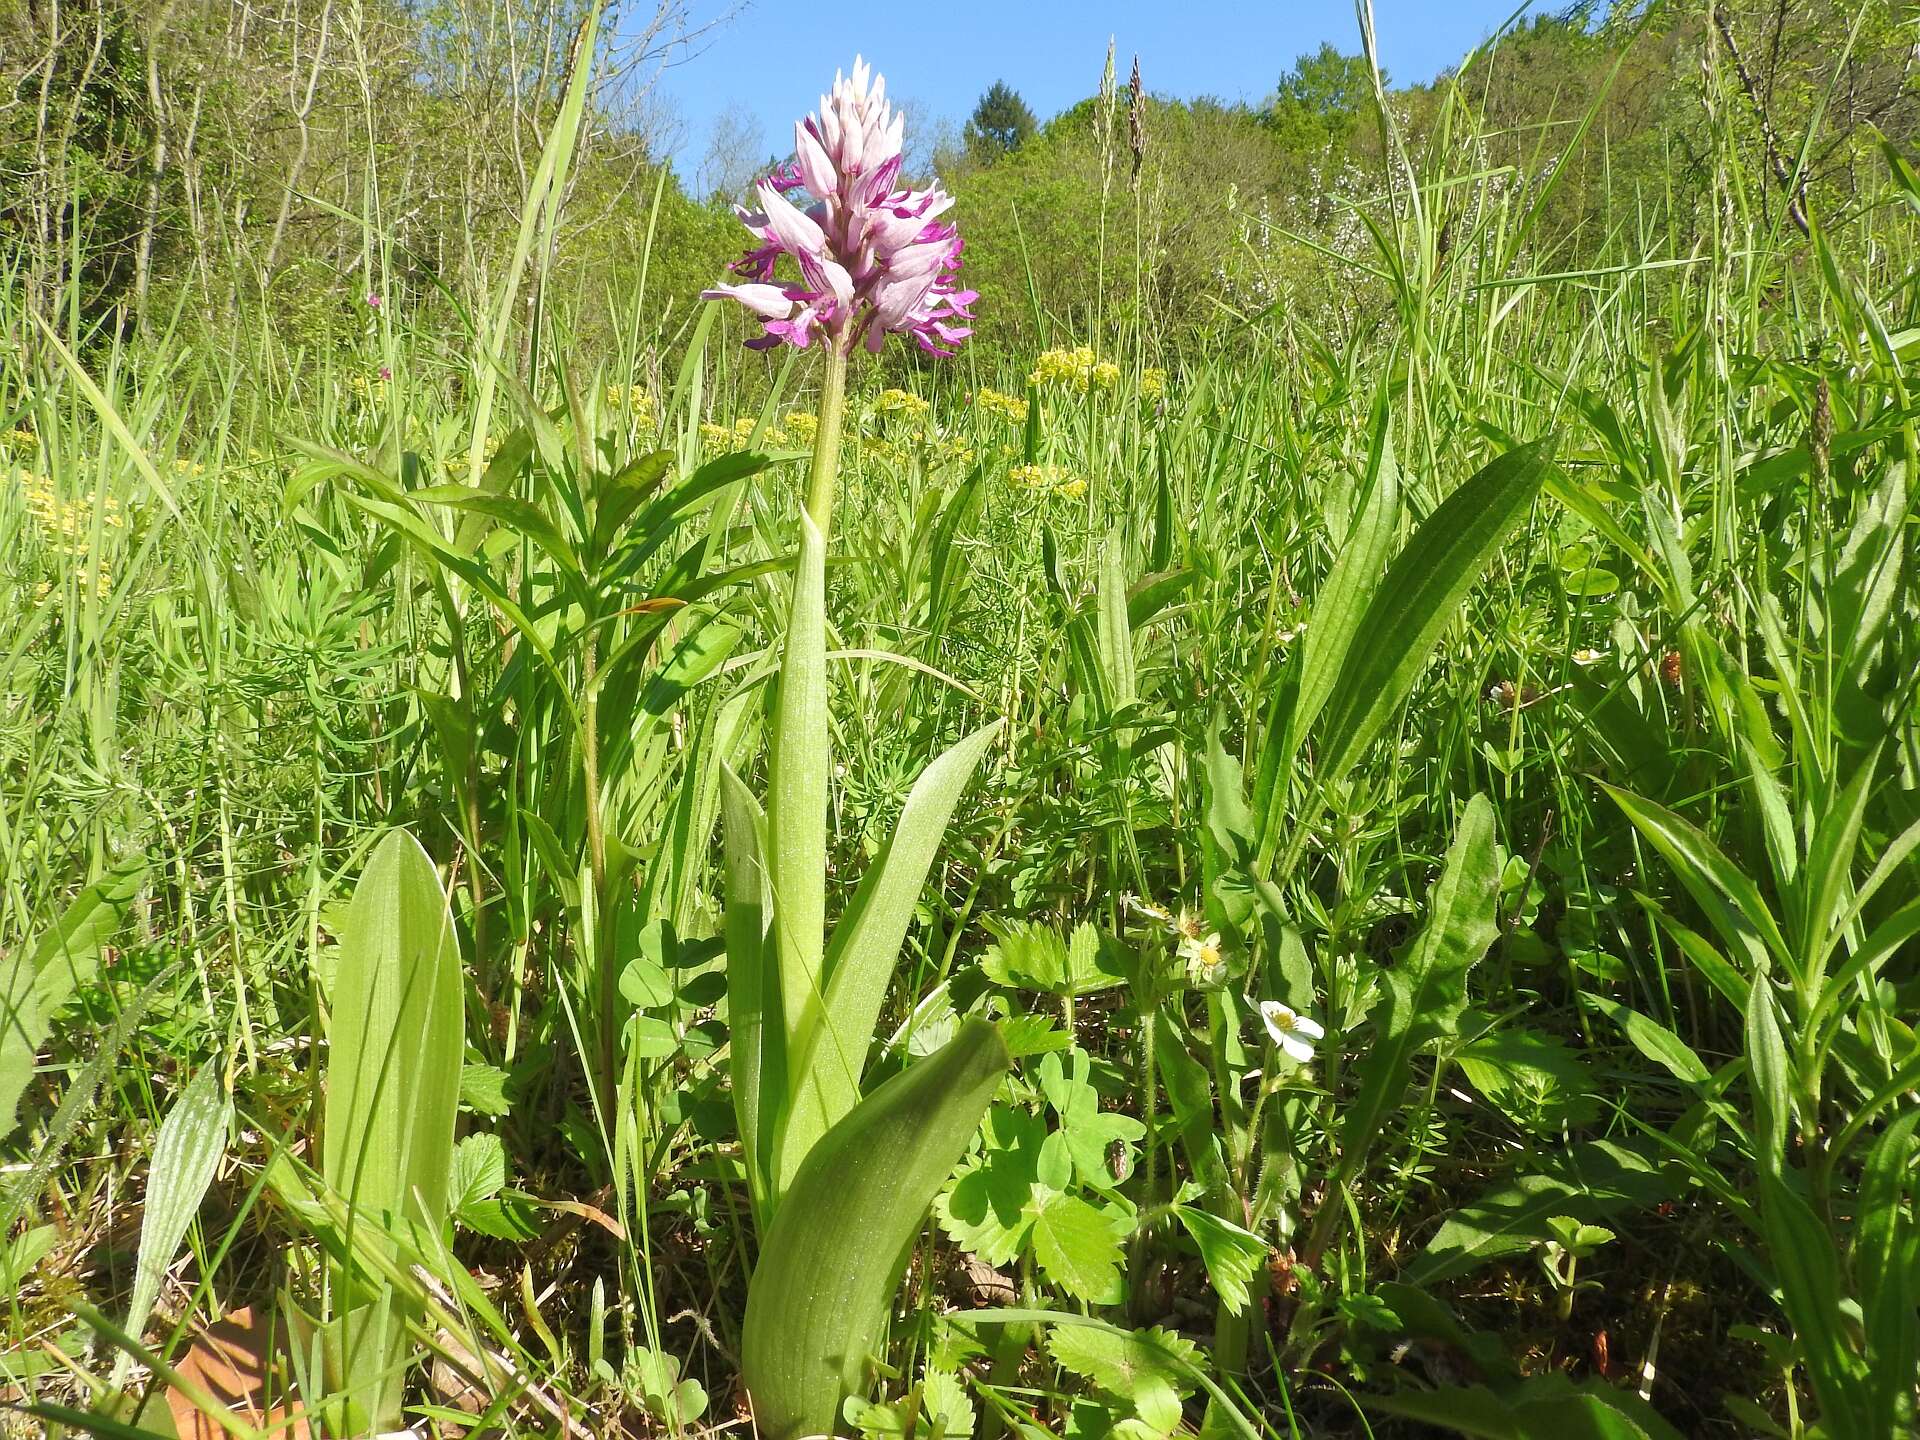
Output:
[{"xmin": 704, "ymin": 57, "xmax": 974, "ymax": 356}]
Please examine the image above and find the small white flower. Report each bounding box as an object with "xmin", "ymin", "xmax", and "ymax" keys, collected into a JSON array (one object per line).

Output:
[
  {"xmin": 1172, "ymin": 908, "xmax": 1208, "ymax": 942},
  {"xmin": 1177, "ymin": 930, "xmax": 1226, "ymax": 987},
  {"xmin": 1259, "ymin": 1000, "xmax": 1324, "ymax": 1065},
  {"xmin": 1571, "ymin": 647, "xmax": 1607, "ymax": 667}
]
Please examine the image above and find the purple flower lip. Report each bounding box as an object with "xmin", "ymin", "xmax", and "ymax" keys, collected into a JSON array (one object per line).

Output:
[{"xmin": 703, "ymin": 57, "xmax": 973, "ymax": 357}]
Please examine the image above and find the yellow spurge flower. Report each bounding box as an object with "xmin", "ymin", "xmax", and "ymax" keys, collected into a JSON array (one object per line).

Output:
[
  {"xmin": 604, "ymin": 383, "xmax": 655, "ymax": 415},
  {"xmin": 1028, "ymin": 346, "xmax": 1122, "ymax": 392},
  {"xmin": 974, "ymin": 388, "xmax": 1029, "ymax": 425},
  {"xmin": 876, "ymin": 387, "xmax": 930, "ymax": 416},
  {"xmin": 784, "ymin": 410, "xmax": 819, "ymax": 442},
  {"xmin": 1141, "ymin": 367, "xmax": 1168, "ymax": 399},
  {"xmin": 1007, "ymin": 462, "xmax": 1086, "ymax": 496}
]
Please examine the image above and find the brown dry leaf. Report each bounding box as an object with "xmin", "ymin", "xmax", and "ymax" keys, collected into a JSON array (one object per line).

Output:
[{"xmin": 164, "ymin": 1306, "xmax": 311, "ymax": 1440}]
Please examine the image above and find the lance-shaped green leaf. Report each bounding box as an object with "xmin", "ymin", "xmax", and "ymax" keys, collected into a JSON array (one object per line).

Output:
[
  {"xmin": 111, "ymin": 1064, "xmax": 231, "ymax": 1390},
  {"xmin": 1757, "ymin": 1172, "xmax": 1870, "ymax": 1435},
  {"xmin": 1256, "ymin": 409, "xmax": 1399, "ymax": 871},
  {"xmin": 743, "ymin": 1018, "xmax": 1010, "ymax": 1440},
  {"xmin": 721, "ymin": 763, "xmax": 780, "ymax": 1228},
  {"xmin": 766, "ymin": 512, "xmax": 830, "ymax": 1087},
  {"xmin": 0, "ymin": 862, "xmax": 146, "ymax": 1136},
  {"xmin": 1313, "ymin": 438, "xmax": 1555, "ymax": 786},
  {"xmin": 1337, "ymin": 794, "xmax": 1500, "ymax": 1175},
  {"xmin": 780, "ymin": 720, "xmax": 1002, "ymax": 1194},
  {"xmin": 1095, "ymin": 533, "xmax": 1137, "ymax": 710},
  {"xmin": 1857, "ymin": 1110, "xmax": 1920, "ymax": 1435},
  {"xmin": 1598, "ymin": 782, "xmax": 1787, "ymax": 979},
  {"xmin": 321, "ymin": 829, "xmax": 464, "ymax": 1434}
]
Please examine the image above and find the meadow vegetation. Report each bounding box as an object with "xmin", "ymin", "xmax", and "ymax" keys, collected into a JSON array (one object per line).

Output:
[{"xmin": 2, "ymin": 2, "xmax": 1919, "ymax": 1437}]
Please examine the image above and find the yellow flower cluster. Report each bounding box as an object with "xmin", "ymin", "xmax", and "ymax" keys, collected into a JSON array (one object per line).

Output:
[
  {"xmin": 2, "ymin": 428, "xmax": 39, "ymax": 455},
  {"xmin": 172, "ymin": 457, "xmax": 206, "ymax": 478},
  {"xmin": 346, "ymin": 373, "xmax": 388, "ymax": 403},
  {"xmin": 933, "ymin": 434, "xmax": 977, "ymax": 466},
  {"xmin": 1141, "ymin": 367, "xmax": 1168, "ymax": 398},
  {"xmin": 18, "ymin": 471, "xmax": 126, "ymax": 538},
  {"xmin": 1029, "ymin": 347, "xmax": 1120, "ymax": 392},
  {"xmin": 1007, "ymin": 462, "xmax": 1087, "ymax": 498},
  {"xmin": 698, "ymin": 412, "xmax": 819, "ymax": 454},
  {"xmin": 604, "ymin": 383, "xmax": 656, "ymax": 418},
  {"xmin": 14, "ymin": 470, "xmax": 122, "ymax": 597},
  {"xmin": 875, "ymin": 388, "xmax": 930, "ymax": 417},
  {"xmin": 974, "ymin": 388, "xmax": 1030, "ymax": 425}
]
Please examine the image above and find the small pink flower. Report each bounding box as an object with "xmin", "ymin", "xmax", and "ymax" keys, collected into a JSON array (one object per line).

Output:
[
  {"xmin": 703, "ymin": 57, "xmax": 973, "ymax": 357},
  {"xmin": 366, "ymin": 293, "xmax": 382, "ymax": 310},
  {"xmin": 378, "ymin": 365, "xmax": 392, "ymax": 380}
]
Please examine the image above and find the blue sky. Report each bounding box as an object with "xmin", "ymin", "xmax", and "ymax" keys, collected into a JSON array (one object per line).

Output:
[{"xmin": 652, "ymin": 1, "xmax": 1535, "ymax": 187}]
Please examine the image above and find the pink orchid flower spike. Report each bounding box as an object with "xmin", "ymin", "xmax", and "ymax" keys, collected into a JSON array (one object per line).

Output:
[{"xmin": 704, "ymin": 57, "xmax": 975, "ymax": 357}]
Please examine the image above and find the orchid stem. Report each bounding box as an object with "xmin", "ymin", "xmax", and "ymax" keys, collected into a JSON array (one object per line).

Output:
[{"xmin": 805, "ymin": 346, "xmax": 849, "ymax": 540}]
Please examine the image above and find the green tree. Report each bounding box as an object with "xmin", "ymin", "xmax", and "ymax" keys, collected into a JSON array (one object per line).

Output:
[
  {"xmin": 964, "ymin": 80, "xmax": 1037, "ymax": 160},
  {"xmin": 1265, "ymin": 43, "xmax": 1377, "ymax": 154}
]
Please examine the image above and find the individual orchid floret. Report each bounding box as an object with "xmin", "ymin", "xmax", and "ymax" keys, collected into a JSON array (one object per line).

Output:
[{"xmin": 703, "ymin": 57, "xmax": 975, "ymax": 357}]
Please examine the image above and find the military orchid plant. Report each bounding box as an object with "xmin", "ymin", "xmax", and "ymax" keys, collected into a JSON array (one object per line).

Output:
[{"xmin": 709, "ymin": 60, "xmax": 1008, "ymax": 1440}]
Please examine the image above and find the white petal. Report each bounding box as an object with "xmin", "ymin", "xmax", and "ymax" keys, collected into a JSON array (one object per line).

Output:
[
  {"xmin": 1258, "ymin": 1001, "xmax": 1290, "ymax": 1046},
  {"xmin": 1279, "ymin": 1032, "xmax": 1314, "ymax": 1065},
  {"xmin": 1292, "ymin": 1014, "xmax": 1325, "ymax": 1041}
]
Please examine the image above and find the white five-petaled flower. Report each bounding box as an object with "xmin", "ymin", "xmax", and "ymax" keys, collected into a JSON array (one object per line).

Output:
[
  {"xmin": 1259, "ymin": 1000, "xmax": 1324, "ymax": 1065},
  {"xmin": 1177, "ymin": 929, "xmax": 1225, "ymax": 986}
]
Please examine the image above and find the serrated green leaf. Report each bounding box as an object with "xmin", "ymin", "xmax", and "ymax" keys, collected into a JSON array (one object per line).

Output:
[
  {"xmin": 1030, "ymin": 1190, "xmax": 1126, "ymax": 1303},
  {"xmin": 450, "ymin": 1133, "xmax": 507, "ymax": 1217},
  {"xmin": 1047, "ymin": 1324, "xmax": 1197, "ymax": 1435},
  {"xmin": 1173, "ymin": 1206, "xmax": 1266, "ymax": 1312}
]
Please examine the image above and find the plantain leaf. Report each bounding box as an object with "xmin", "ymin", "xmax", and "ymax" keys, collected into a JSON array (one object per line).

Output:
[
  {"xmin": 743, "ymin": 1018, "xmax": 1010, "ymax": 1440},
  {"xmin": 1407, "ymin": 1139, "xmax": 1672, "ymax": 1286},
  {"xmin": 1756, "ymin": 1173, "xmax": 1870, "ymax": 1435},
  {"xmin": 1857, "ymin": 1109, "xmax": 1920, "ymax": 1435},
  {"xmin": 111, "ymin": 1065, "xmax": 230, "ymax": 1389},
  {"xmin": 1600, "ymin": 782, "xmax": 1787, "ymax": 979},
  {"xmin": 1313, "ymin": 438, "xmax": 1555, "ymax": 786},
  {"xmin": 1744, "ymin": 975, "xmax": 1793, "ymax": 1180}
]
